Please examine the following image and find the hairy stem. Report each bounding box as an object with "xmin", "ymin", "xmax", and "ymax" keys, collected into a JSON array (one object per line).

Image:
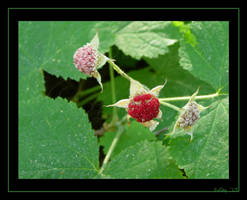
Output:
[
  {"xmin": 107, "ymin": 59, "xmax": 133, "ymax": 82},
  {"xmin": 98, "ymin": 116, "xmax": 127, "ymax": 175},
  {"xmin": 159, "ymin": 101, "xmax": 181, "ymax": 112},
  {"xmin": 108, "ymin": 48, "xmax": 118, "ymax": 121},
  {"xmin": 98, "ymin": 128, "xmax": 124, "ymax": 175},
  {"xmin": 159, "ymin": 92, "xmax": 220, "ymax": 102}
]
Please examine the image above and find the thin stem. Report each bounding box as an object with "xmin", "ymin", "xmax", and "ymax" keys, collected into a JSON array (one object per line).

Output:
[
  {"xmin": 107, "ymin": 59, "xmax": 133, "ymax": 82},
  {"xmin": 79, "ymin": 85, "xmax": 101, "ymax": 97},
  {"xmin": 98, "ymin": 116, "xmax": 127, "ymax": 175},
  {"xmin": 99, "ymin": 128, "xmax": 123, "ymax": 175},
  {"xmin": 108, "ymin": 47, "xmax": 118, "ymax": 121},
  {"xmin": 159, "ymin": 92, "xmax": 219, "ymax": 102},
  {"xmin": 154, "ymin": 127, "xmax": 169, "ymax": 136},
  {"xmin": 71, "ymin": 85, "xmax": 100, "ymax": 102},
  {"xmin": 159, "ymin": 101, "xmax": 181, "ymax": 112},
  {"xmin": 77, "ymin": 93, "xmax": 99, "ymax": 107}
]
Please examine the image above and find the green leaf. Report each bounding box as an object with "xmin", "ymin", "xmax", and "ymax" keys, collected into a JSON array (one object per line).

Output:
[
  {"xmin": 90, "ymin": 21, "xmax": 131, "ymax": 53},
  {"xmin": 100, "ymin": 122, "xmax": 156, "ymax": 157},
  {"xmin": 19, "ymin": 97, "xmax": 99, "ymax": 178},
  {"xmin": 19, "ymin": 68, "xmax": 45, "ymax": 103},
  {"xmin": 19, "ymin": 22, "xmax": 101, "ymax": 178},
  {"xmin": 103, "ymin": 140, "xmax": 184, "ymax": 179},
  {"xmin": 19, "ymin": 21, "xmax": 131, "ymax": 81},
  {"xmin": 168, "ymin": 97, "xmax": 229, "ymax": 178},
  {"xmin": 111, "ymin": 45, "xmax": 139, "ymax": 68},
  {"xmin": 172, "ymin": 21, "xmax": 197, "ymax": 46},
  {"xmin": 115, "ymin": 21, "xmax": 181, "ymax": 60},
  {"xmin": 178, "ymin": 21, "xmax": 229, "ymax": 92}
]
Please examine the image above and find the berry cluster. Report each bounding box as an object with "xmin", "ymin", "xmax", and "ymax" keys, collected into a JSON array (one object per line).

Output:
[
  {"xmin": 73, "ymin": 44, "xmax": 97, "ymax": 75},
  {"xmin": 177, "ymin": 101, "xmax": 200, "ymax": 128},
  {"xmin": 127, "ymin": 94, "xmax": 160, "ymax": 123}
]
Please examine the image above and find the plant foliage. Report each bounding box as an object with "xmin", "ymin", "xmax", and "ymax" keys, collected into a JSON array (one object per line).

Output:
[{"xmin": 19, "ymin": 21, "xmax": 229, "ymax": 179}]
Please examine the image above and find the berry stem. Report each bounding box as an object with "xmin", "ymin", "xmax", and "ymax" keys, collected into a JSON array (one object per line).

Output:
[
  {"xmin": 98, "ymin": 126, "xmax": 124, "ymax": 175},
  {"xmin": 98, "ymin": 116, "xmax": 127, "ymax": 175},
  {"xmin": 77, "ymin": 93, "xmax": 99, "ymax": 107},
  {"xmin": 71, "ymin": 84, "xmax": 101, "ymax": 102},
  {"xmin": 107, "ymin": 59, "xmax": 133, "ymax": 82},
  {"xmin": 158, "ymin": 92, "xmax": 220, "ymax": 102},
  {"xmin": 108, "ymin": 47, "xmax": 118, "ymax": 121},
  {"xmin": 159, "ymin": 101, "xmax": 181, "ymax": 112}
]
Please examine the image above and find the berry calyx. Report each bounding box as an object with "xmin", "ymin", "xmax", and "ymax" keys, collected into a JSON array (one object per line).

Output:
[
  {"xmin": 127, "ymin": 94, "xmax": 160, "ymax": 122},
  {"xmin": 73, "ymin": 44, "xmax": 97, "ymax": 75}
]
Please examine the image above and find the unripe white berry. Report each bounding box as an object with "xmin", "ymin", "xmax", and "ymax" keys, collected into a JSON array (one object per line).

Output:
[{"xmin": 177, "ymin": 101, "xmax": 200, "ymax": 129}]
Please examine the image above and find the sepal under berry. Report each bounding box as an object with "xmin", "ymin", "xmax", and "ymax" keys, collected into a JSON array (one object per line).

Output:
[
  {"xmin": 141, "ymin": 120, "xmax": 159, "ymax": 131},
  {"xmin": 91, "ymin": 71, "xmax": 103, "ymax": 92},
  {"xmin": 129, "ymin": 79, "xmax": 149, "ymax": 98},
  {"xmin": 105, "ymin": 99, "xmax": 130, "ymax": 108},
  {"xmin": 150, "ymin": 79, "xmax": 167, "ymax": 97}
]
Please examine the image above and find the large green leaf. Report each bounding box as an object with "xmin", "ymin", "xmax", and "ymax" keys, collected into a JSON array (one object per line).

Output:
[
  {"xmin": 19, "ymin": 68, "xmax": 45, "ymax": 103},
  {"xmin": 168, "ymin": 97, "xmax": 229, "ymax": 178},
  {"xmin": 19, "ymin": 97, "xmax": 99, "ymax": 178},
  {"xmin": 103, "ymin": 140, "xmax": 184, "ymax": 179},
  {"xmin": 178, "ymin": 21, "xmax": 229, "ymax": 92},
  {"xmin": 19, "ymin": 21, "xmax": 131, "ymax": 81},
  {"xmin": 115, "ymin": 21, "xmax": 181, "ymax": 60},
  {"xmin": 19, "ymin": 22, "xmax": 103, "ymax": 178}
]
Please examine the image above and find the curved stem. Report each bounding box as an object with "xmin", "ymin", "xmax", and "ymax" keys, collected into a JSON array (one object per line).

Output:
[
  {"xmin": 107, "ymin": 59, "xmax": 133, "ymax": 82},
  {"xmin": 159, "ymin": 101, "xmax": 181, "ymax": 112},
  {"xmin": 98, "ymin": 128, "xmax": 124, "ymax": 175},
  {"xmin": 98, "ymin": 116, "xmax": 127, "ymax": 175}
]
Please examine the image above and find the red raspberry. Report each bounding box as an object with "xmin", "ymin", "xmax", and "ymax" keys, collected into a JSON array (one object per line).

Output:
[
  {"xmin": 128, "ymin": 94, "xmax": 160, "ymax": 122},
  {"xmin": 73, "ymin": 44, "xmax": 97, "ymax": 75}
]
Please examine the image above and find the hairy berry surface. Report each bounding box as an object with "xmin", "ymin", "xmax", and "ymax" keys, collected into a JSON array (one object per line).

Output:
[
  {"xmin": 73, "ymin": 44, "xmax": 97, "ymax": 75},
  {"xmin": 178, "ymin": 101, "xmax": 200, "ymax": 128},
  {"xmin": 128, "ymin": 94, "xmax": 160, "ymax": 122}
]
